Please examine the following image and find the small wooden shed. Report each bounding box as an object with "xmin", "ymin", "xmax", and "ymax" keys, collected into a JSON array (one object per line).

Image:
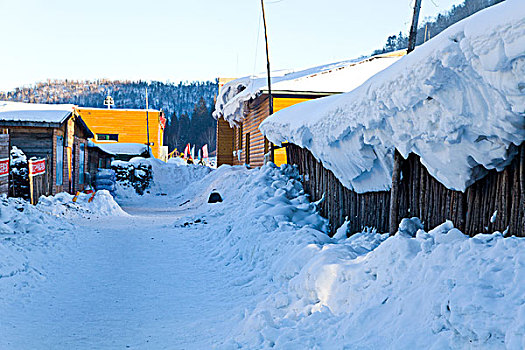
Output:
[{"xmin": 0, "ymin": 102, "xmax": 94, "ymax": 198}]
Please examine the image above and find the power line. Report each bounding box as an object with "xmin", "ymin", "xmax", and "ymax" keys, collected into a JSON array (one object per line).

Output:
[{"xmin": 252, "ymin": 11, "xmax": 262, "ymax": 77}]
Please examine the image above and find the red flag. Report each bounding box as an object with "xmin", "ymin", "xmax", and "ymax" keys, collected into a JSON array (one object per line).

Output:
[
  {"xmin": 184, "ymin": 143, "xmax": 191, "ymax": 158},
  {"xmin": 202, "ymin": 144, "xmax": 209, "ymax": 159}
]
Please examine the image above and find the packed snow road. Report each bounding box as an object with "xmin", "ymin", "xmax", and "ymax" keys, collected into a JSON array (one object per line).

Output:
[{"xmin": 0, "ymin": 201, "xmax": 249, "ymax": 349}]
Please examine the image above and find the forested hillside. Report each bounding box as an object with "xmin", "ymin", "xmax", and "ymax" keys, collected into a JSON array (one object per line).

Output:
[
  {"xmin": 372, "ymin": 0, "xmax": 504, "ymax": 55},
  {"xmin": 1, "ymin": 79, "xmax": 218, "ymax": 153}
]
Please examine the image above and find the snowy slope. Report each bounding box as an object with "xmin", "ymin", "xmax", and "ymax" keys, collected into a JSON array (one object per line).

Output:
[
  {"xmin": 261, "ymin": 0, "xmax": 525, "ymax": 192},
  {"xmin": 213, "ymin": 53, "xmax": 403, "ymax": 127}
]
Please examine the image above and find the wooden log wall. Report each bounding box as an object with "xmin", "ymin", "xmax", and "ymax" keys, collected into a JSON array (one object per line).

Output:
[
  {"xmin": 288, "ymin": 142, "xmax": 523, "ymax": 237},
  {"xmin": 398, "ymin": 143, "xmax": 524, "ymax": 237},
  {"xmin": 287, "ymin": 144, "xmax": 390, "ymax": 235}
]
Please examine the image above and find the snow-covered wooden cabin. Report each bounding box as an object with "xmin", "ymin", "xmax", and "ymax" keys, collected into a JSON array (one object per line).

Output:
[
  {"xmin": 260, "ymin": 0, "xmax": 525, "ymax": 236},
  {"xmin": 214, "ymin": 52, "xmax": 405, "ymax": 168},
  {"xmin": 0, "ymin": 102, "xmax": 94, "ymax": 196}
]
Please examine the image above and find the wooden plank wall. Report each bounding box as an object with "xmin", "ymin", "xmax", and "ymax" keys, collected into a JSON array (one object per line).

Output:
[
  {"xmin": 0, "ymin": 132, "xmax": 9, "ymax": 195},
  {"xmin": 287, "ymin": 144, "xmax": 391, "ymax": 235},
  {"xmin": 216, "ymin": 118, "xmax": 234, "ymax": 166},
  {"xmin": 398, "ymin": 143, "xmax": 524, "ymax": 236}
]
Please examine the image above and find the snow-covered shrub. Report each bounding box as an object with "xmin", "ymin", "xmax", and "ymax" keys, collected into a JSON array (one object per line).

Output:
[{"xmin": 111, "ymin": 159, "xmax": 152, "ymax": 195}]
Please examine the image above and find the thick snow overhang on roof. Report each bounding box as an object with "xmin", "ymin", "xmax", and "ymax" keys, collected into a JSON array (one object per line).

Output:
[
  {"xmin": 213, "ymin": 52, "xmax": 404, "ymax": 126},
  {"xmin": 95, "ymin": 142, "xmax": 149, "ymax": 156},
  {"xmin": 261, "ymin": 0, "xmax": 525, "ymax": 193},
  {"xmin": 0, "ymin": 101, "xmax": 75, "ymax": 126}
]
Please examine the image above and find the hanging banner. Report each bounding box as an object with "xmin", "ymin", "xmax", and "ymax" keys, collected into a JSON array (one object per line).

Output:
[
  {"xmin": 29, "ymin": 158, "xmax": 46, "ymax": 176},
  {"xmin": 0, "ymin": 158, "xmax": 8, "ymax": 177}
]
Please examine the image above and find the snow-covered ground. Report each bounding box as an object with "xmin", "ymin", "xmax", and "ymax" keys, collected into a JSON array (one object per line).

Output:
[{"xmin": 0, "ymin": 162, "xmax": 523, "ymax": 349}]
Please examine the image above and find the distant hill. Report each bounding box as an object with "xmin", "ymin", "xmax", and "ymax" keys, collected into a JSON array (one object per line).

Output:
[{"xmin": 0, "ymin": 79, "xmax": 218, "ymax": 122}]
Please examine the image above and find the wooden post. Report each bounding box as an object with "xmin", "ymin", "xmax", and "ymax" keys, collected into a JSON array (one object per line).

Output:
[
  {"xmin": 145, "ymin": 87, "xmax": 151, "ymax": 156},
  {"xmin": 389, "ymin": 0, "xmax": 422, "ymax": 234},
  {"xmin": 261, "ymin": 0, "xmax": 274, "ymax": 163},
  {"xmin": 390, "ymin": 150, "xmax": 403, "ymax": 235},
  {"xmin": 407, "ymin": 0, "xmax": 422, "ymax": 53}
]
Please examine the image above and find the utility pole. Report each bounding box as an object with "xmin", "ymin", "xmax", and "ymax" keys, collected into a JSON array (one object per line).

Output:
[
  {"xmin": 390, "ymin": 0, "xmax": 422, "ymax": 235},
  {"xmin": 407, "ymin": 0, "xmax": 422, "ymax": 53},
  {"xmin": 145, "ymin": 87, "xmax": 151, "ymax": 156},
  {"xmin": 261, "ymin": 0, "xmax": 275, "ymax": 163},
  {"xmin": 261, "ymin": 0, "xmax": 273, "ymax": 116}
]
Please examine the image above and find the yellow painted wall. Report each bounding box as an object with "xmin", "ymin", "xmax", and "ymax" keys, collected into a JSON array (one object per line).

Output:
[
  {"xmin": 271, "ymin": 97, "xmax": 313, "ymax": 166},
  {"xmin": 76, "ymin": 108, "xmax": 165, "ymax": 159}
]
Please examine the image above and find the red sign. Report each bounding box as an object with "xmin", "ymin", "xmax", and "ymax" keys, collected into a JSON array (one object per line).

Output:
[
  {"xmin": 0, "ymin": 158, "xmax": 8, "ymax": 177},
  {"xmin": 29, "ymin": 158, "xmax": 46, "ymax": 176}
]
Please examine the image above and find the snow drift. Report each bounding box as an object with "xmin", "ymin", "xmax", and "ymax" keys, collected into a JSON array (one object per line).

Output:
[
  {"xmin": 260, "ymin": 0, "xmax": 525, "ymax": 192},
  {"xmin": 168, "ymin": 163, "xmax": 524, "ymax": 349},
  {"xmin": 36, "ymin": 190, "xmax": 127, "ymax": 218}
]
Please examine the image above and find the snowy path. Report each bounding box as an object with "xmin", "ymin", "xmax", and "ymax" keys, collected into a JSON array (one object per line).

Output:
[{"xmin": 0, "ymin": 202, "xmax": 247, "ymax": 349}]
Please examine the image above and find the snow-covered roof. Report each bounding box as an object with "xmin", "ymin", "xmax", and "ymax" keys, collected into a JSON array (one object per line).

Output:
[
  {"xmin": 94, "ymin": 142, "xmax": 149, "ymax": 156},
  {"xmin": 213, "ymin": 52, "xmax": 404, "ymax": 126},
  {"xmin": 261, "ymin": 0, "xmax": 525, "ymax": 193},
  {"xmin": 0, "ymin": 101, "xmax": 75, "ymax": 125}
]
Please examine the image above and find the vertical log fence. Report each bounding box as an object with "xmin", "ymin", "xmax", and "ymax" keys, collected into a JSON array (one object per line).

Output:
[{"xmin": 287, "ymin": 143, "xmax": 524, "ymax": 237}]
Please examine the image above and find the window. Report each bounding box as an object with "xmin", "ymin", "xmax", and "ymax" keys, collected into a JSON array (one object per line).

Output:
[
  {"xmin": 56, "ymin": 136, "xmax": 63, "ymax": 185},
  {"xmin": 79, "ymin": 143, "xmax": 85, "ymax": 184},
  {"xmin": 96, "ymin": 133, "xmax": 118, "ymax": 141},
  {"xmin": 238, "ymin": 125, "xmax": 243, "ymax": 150}
]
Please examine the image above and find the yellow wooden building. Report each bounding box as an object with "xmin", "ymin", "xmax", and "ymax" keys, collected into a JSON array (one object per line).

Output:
[
  {"xmin": 75, "ymin": 107, "xmax": 167, "ymax": 159},
  {"xmin": 215, "ymin": 51, "xmax": 406, "ymax": 168}
]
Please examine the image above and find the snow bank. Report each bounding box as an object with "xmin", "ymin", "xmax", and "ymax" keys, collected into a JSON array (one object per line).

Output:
[
  {"xmin": 214, "ymin": 53, "xmax": 403, "ymax": 127},
  {"xmin": 174, "ymin": 164, "xmax": 524, "ymax": 348},
  {"xmin": 114, "ymin": 157, "xmax": 212, "ymax": 203},
  {"xmin": 36, "ymin": 190, "xmax": 127, "ymax": 218},
  {"xmin": 229, "ymin": 220, "xmax": 525, "ymax": 349},
  {"xmin": 0, "ymin": 195, "xmax": 76, "ymax": 289},
  {"xmin": 261, "ymin": 0, "xmax": 525, "ymax": 192}
]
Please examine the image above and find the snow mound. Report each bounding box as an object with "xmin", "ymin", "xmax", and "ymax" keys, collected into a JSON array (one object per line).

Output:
[
  {"xmin": 261, "ymin": 0, "xmax": 525, "ymax": 192},
  {"xmin": 169, "ymin": 163, "xmax": 524, "ymax": 348},
  {"xmin": 0, "ymin": 195, "xmax": 75, "ymax": 288},
  {"xmin": 114, "ymin": 158, "xmax": 212, "ymax": 204},
  {"xmin": 37, "ymin": 190, "xmax": 128, "ymax": 218},
  {"xmin": 227, "ymin": 220, "xmax": 525, "ymax": 349}
]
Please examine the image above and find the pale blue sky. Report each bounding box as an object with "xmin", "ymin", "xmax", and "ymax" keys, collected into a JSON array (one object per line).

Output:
[{"xmin": 0, "ymin": 0, "xmax": 463, "ymax": 91}]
